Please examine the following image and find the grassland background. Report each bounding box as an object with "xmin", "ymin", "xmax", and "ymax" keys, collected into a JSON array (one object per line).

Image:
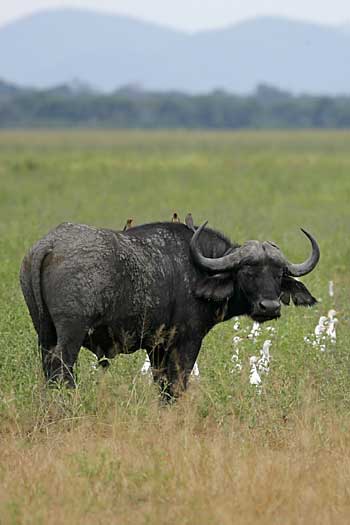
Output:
[{"xmin": 0, "ymin": 130, "xmax": 350, "ymax": 524}]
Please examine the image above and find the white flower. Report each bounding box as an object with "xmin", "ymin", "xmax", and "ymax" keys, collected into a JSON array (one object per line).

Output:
[
  {"xmin": 248, "ymin": 321, "xmax": 261, "ymax": 341},
  {"xmin": 231, "ymin": 337, "xmax": 242, "ymax": 373},
  {"xmin": 328, "ymin": 309, "xmax": 337, "ymax": 320},
  {"xmin": 314, "ymin": 316, "xmax": 327, "ymax": 338},
  {"xmin": 306, "ymin": 309, "xmax": 338, "ymax": 353},
  {"xmin": 141, "ymin": 355, "xmax": 151, "ymax": 375},
  {"xmin": 326, "ymin": 318, "xmax": 338, "ymax": 344},
  {"xmin": 191, "ymin": 362, "xmax": 200, "ymax": 378},
  {"xmin": 249, "ymin": 360, "xmax": 261, "ymax": 385},
  {"xmin": 262, "ymin": 339, "xmax": 272, "ymax": 356}
]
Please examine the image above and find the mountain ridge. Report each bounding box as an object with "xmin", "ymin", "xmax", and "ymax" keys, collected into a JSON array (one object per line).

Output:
[{"xmin": 0, "ymin": 9, "xmax": 349, "ymax": 94}]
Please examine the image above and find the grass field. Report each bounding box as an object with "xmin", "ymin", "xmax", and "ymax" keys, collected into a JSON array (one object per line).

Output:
[{"xmin": 0, "ymin": 130, "xmax": 350, "ymax": 524}]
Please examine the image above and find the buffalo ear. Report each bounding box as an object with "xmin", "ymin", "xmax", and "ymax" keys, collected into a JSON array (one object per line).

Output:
[
  {"xmin": 281, "ymin": 276, "xmax": 317, "ymax": 307},
  {"xmin": 280, "ymin": 290, "xmax": 291, "ymax": 306},
  {"xmin": 194, "ymin": 274, "xmax": 234, "ymax": 302}
]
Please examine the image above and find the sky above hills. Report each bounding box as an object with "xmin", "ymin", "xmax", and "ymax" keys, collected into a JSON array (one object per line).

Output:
[
  {"xmin": 1, "ymin": 0, "xmax": 350, "ymax": 31},
  {"xmin": 1, "ymin": 10, "xmax": 349, "ymax": 94}
]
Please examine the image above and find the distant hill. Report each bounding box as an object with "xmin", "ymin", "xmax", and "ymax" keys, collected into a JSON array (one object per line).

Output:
[
  {"xmin": 0, "ymin": 78, "xmax": 25, "ymax": 96},
  {"xmin": 0, "ymin": 9, "xmax": 350, "ymax": 94}
]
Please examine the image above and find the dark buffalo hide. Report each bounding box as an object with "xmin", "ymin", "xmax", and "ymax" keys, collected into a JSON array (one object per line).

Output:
[{"xmin": 20, "ymin": 221, "xmax": 319, "ymax": 399}]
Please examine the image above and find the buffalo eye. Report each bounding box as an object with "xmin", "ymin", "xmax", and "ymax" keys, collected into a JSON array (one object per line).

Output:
[
  {"xmin": 241, "ymin": 265, "xmax": 256, "ymax": 277},
  {"xmin": 273, "ymin": 268, "xmax": 283, "ymax": 283}
]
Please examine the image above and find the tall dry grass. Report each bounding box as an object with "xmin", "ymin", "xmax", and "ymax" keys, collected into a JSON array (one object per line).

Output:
[{"xmin": 1, "ymin": 387, "xmax": 350, "ymax": 525}]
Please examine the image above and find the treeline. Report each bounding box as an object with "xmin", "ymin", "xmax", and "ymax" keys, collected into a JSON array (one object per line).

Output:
[{"xmin": 1, "ymin": 82, "xmax": 350, "ymax": 128}]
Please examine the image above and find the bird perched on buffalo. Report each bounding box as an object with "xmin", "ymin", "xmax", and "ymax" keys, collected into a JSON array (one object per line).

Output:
[
  {"xmin": 185, "ymin": 213, "xmax": 195, "ymax": 232},
  {"xmin": 123, "ymin": 218, "xmax": 134, "ymax": 231},
  {"xmin": 172, "ymin": 212, "xmax": 181, "ymax": 223}
]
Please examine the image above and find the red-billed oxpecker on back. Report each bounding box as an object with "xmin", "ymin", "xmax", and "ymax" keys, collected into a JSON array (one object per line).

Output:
[
  {"xmin": 185, "ymin": 213, "xmax": 195, "ymax": 232},
  {"xmin": 123, "ymin": 218, "xmax": 134, "ymax": 231},
  {"xmin": 20, "ymin": 219, "xmax": 320, "ymax": 401}
]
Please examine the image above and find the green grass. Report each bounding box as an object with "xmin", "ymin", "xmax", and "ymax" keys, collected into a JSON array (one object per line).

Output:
[{"xmin": 0, "ymin": 130, "xmax": 349, "ymax": 523}]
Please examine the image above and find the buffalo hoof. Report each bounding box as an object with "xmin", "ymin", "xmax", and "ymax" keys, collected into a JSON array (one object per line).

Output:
[{"xmin": 47, "ymin": 375, "xmax": 76, "ymax": 389}]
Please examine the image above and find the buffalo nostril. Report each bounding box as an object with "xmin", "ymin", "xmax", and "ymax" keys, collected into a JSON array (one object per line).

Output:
[{"xmin": 259, "ymin": 300, "xmax": 280, "ymax": 313}]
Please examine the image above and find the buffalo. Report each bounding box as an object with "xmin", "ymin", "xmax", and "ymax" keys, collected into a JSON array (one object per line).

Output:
[{"xmin": 20, "ymin": 220, "xmax": 320, "ymax": 399}]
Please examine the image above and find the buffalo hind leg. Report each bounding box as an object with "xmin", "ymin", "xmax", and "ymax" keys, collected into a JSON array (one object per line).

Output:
[
  {"xmin": 45, "ymin": 320, "xmax": 86, "ymax": 388},
  {"xmin": 39, "ymin": 317, "xmax": 57, "ymax": 382}
]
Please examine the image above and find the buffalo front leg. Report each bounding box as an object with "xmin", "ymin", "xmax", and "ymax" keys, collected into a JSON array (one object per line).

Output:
[
  {"xmin": 147, "ymin": 346, "xmax": 167, "ymax": 390},
  {"xmin": 161, "ymin": 340, "xmax": 202, "ymax": 402}
]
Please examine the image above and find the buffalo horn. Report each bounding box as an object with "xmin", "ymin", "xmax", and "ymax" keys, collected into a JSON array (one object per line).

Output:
[
  {"xmin": 286, "ymin": 228, "xmax": 320, "ymax": 277},
  {"xmin": 190, "ymin": 221, "xmax": 240, "ymax": 272}
]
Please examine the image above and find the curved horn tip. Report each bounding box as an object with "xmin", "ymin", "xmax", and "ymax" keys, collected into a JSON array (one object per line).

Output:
[
  {"xmin": 194, "ymin": 221, "xmax": 208, "ymax": 236},
  {"xmin": 300, "ymin": 228, "xmax": 320, "ymax": 249},
  {"xmin": 287, "ymin": 227, "xmax": 320, "ymax": 277},
  {"xmin": 300, "ymin": 227, "xmax": 310, "ymax": 236}
]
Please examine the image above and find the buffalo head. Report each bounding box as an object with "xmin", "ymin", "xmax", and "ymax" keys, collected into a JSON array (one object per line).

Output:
[{"xmin": 190, "ymin": 223, "xmax": 320, "ymax": 323}]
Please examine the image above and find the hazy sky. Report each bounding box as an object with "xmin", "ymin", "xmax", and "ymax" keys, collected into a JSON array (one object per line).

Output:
[{"xmin": 1, "ymin": 0, "xmax": 350, "ymax": 31}]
